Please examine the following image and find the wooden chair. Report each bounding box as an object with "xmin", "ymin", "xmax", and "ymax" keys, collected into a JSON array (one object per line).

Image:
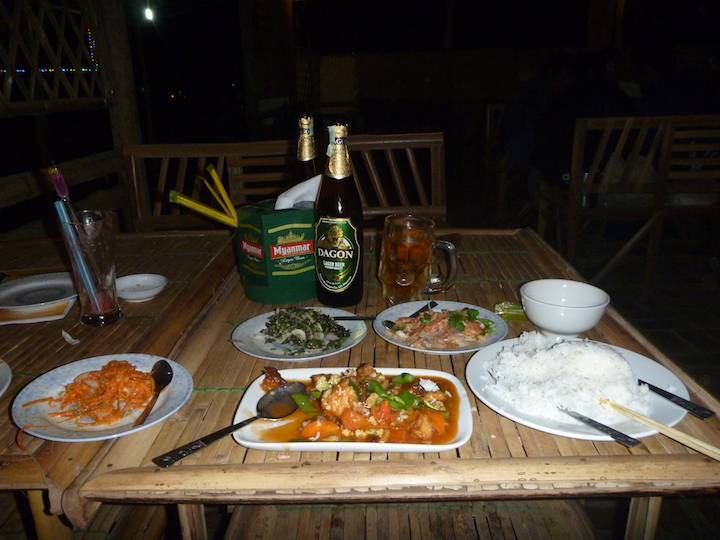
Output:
[
  {"xmin": 124, "ymin": 140, "xmax": 293, "ymax": 231},
  {"xmin": 537, "ymin": 114, "xmax": 720, "ymax": 288},
  {"xmin": 537, "ymin": 116, "xmax": 669, "ymax": 266},
  {"xmin": 124, "ymin": 132, "xmax": 446, "ymax": 231},
  {"xmin": 348, "ymin": 132, "xmax": 446, "ymax": 225}
]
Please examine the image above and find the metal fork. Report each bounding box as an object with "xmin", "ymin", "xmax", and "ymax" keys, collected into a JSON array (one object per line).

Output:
[{"xmin": 382, "ymin": 300, "xmax": 438, "ymax": 329}]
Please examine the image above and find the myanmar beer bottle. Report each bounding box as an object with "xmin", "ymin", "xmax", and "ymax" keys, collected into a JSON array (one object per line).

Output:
[
  {"xmin": 314, "ymin": 122, "xmax": 363, "ymax": 306},
  {"xmin": 295, "ymin": 114, "xmax": 319, "ymax": 183}
]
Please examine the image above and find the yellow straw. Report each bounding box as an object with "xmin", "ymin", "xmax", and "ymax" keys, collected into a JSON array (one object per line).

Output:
[
  {"xmin": 169, "ymin": 190, "xmax": 237, "ymax": 227},
  {"xmin": 206, "ymin": 165, "xmax": 236, "ymax": 223},
  {"xmin": 200, "ymin": 176, "xmax": 233, "ymax": 217}
]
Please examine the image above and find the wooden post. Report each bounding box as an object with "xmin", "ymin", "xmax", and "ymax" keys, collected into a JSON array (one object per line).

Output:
[
  {"xmin": 93, "ymin": 0, "xmax": 146, "ymax": 230},
  {"xmin": 94, "ymin": 0, "xmax": 142, "ymax": 149}
]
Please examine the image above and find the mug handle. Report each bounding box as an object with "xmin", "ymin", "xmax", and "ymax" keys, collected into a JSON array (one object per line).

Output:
[{"xmin": 427, "ymin": 240, "xmax": 457, "ymax": 294}]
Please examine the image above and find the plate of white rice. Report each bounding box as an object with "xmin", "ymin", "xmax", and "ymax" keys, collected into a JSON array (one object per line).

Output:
[{"xmin": 465, "ymin": 332, "xmax": 689, "ymax": 440}]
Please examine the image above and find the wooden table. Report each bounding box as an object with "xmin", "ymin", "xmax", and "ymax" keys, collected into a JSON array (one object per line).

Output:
[
  {"xmin": 2, "ymin": 229, "xmax": 719, "ymax": 538},
  {"xmin": 0, "ymin": 230, "xmax": 234, "ymax": 536}
]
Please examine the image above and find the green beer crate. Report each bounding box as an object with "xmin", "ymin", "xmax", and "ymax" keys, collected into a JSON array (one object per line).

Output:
[{"xmin": 234, "ymin": 200, "xmax": 316, "ymax": 304}]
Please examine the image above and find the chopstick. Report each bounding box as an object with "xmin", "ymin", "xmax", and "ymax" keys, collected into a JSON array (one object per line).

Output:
[{"xmin": 601, "ymin": 399, "xmax": 720, "ymax": 461}]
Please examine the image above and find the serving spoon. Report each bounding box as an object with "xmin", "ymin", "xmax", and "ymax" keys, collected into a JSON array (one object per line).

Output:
[
  {"xmin": 152, "ymin": 381, "xmax": 305, "ymax": 467},
  {"xmin": 133, "ymin": 360, "xmax": 173, "ymax": 427}
]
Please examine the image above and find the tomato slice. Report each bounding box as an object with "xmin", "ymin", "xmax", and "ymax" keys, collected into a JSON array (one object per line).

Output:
[{"xmin": 372, "ymin": 400, "xmax": 398, "ymax": 427}]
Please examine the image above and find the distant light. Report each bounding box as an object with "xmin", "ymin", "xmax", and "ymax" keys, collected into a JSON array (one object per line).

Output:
[{"xmin": 144, "ymin": 7, "xmax": 154, "ymax": 21}]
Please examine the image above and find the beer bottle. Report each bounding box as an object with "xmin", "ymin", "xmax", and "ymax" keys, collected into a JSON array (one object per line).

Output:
[
  {"xmin": 295, "ymin": 114, "xmax": 318, "ymax": 183},
  {"xmin": 314, "ymin": 122, "xmax": 363, "ymax": 306}
]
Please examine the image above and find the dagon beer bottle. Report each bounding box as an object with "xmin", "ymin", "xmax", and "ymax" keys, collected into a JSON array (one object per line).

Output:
[
  {"xmin": 314, "ymin": 123, "xmax": 363, "ymax": 306},
  {"xmin": 295, "ymin": 114, "xmax": 318, "ymax": 183}
]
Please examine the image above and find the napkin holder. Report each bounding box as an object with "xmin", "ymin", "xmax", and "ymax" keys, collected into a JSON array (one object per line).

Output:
[{"xmin": 234, "ymin": 199, "xmax": 316, "ymax": 304}]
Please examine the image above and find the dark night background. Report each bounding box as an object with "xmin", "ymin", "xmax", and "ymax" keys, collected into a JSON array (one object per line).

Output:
[{"xmin": 1, "ymin": 0, "xmax": 719, "ymax": 229}]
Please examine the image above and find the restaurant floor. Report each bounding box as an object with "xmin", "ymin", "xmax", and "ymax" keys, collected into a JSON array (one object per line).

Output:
[{"xmin": 1, "ymin": 222, "xmax": 719, "ymax": 539}]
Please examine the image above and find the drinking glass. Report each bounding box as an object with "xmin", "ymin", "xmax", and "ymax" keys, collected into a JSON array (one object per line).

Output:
[
  {"xmin": 69, "ymin": 210, "xmax": 122, "ymax": 326},
  {"xmin": 378, "ymin": 214, "xmax": 457, "ymax": 304}
]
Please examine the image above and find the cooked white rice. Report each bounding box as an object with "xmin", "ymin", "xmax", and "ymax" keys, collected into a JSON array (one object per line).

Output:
[{"xmin": 485, "ymin": 332, "xmax": 651, "ymax": 425}]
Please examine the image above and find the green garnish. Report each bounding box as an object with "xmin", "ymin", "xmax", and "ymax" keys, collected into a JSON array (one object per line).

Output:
[
  {"xmin": 448, "ymin": 312, "xmax": 465, "ymax": 332},
  {"xmin": 420, "ymin": 312, "xmax": 432, "ymax": 324},
  {"xmin": 291, "ymin": 393, "xmax": 320, "ymax": 414},
  {"xmin": 392, "ymin": 373, "xmax": 416, "ymax": 385}
]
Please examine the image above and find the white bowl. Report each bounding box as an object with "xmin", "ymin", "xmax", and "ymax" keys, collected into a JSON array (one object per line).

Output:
[
  {"xmin": 116, "ymin": 274, "xmax": 168, "ymax": 303},
  {"xmin": 520, "ymin": 279, "xmax": 610, "ymax": 337}
]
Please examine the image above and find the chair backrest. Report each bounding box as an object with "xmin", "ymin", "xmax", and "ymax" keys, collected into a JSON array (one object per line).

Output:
[
  {"xmin": 661, "ymin": 115, "xmax": 720, "ymax": 209},
  {"xmin": 124, "ymin": 141, "xmax": 294, "ymax": 231},
  {"xmin": 347, "ymin": 132, "xmax": 446, "ymax": 224},
  {"xmin": 569, "ymin": 116, "xmax": 669, "ymax": 211},
  {"xmin": 124, "ymin": 132, "xmax": 446, "ymax": 231}
]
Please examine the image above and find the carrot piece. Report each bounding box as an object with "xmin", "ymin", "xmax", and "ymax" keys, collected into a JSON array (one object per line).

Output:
[
  {"xmin": 23, "ymin": 360, "xmax": 155, "ymax": 427},
  {"xmin": 300, "ymin": 417, "xmax": 341, "ymax": 440},
  {"xmin": 340, "ymin": 408, "xmax": 371, "ymax": 430}
]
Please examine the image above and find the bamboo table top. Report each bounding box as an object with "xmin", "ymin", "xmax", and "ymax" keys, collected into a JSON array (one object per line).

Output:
[
  {"xmin": 0, "ymin": 230, "xmax": 234, "ymax": 524},
  {"xmin": 2, "ymin": 228, "xmax": 720, "ymax": 529}
]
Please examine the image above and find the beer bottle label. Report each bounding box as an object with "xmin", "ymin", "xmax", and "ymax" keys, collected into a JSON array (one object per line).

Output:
[{"xmin": 315, "ymin": 217, "xmax": 360, "ymax": 292}]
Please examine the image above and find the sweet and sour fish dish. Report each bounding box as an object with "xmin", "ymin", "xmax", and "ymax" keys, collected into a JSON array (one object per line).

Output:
[{"xmin": 260, "ymin": 364, "xmax": 459, "ymax": 444}]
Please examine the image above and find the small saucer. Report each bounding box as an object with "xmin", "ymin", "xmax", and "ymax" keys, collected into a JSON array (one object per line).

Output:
[{"xmin": 116, "ymin": 274, "xmax": 168, "ymax": 303}]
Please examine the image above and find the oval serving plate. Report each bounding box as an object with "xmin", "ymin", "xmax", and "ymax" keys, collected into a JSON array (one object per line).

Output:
[
  {"xmin": 232, "ymin": 367, "xmax": 473, "ymax": 452},
  {"xmin": 231, "ymin": 307, "xmax": 368, "ymax": 362},
  {"xmin": 373, "ymin": 300, "xmax": 508, "ymax": 355}
]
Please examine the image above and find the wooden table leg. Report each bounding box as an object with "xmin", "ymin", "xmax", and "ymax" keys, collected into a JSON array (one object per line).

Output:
[
  {"xmin": 624, "ymin": 496, "xmax": 662, "ymax": 540},
  {"xmin": 27, "ymin": 490, "xmax": 72, "ymax": 540},
  {"xmin": 178, "ymin": 503, "xmax": 207, "ymax": 540}
]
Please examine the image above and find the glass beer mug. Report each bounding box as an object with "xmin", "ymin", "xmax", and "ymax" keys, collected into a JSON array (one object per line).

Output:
[{"xmin": 378, "ymin": 214, "xmax": 457, "ymax": 304}]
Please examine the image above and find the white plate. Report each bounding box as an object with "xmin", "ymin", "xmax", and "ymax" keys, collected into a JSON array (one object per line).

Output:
[
  {"xmin": 0, "ymin": 361, "xmax": 11, "ymax": 398},
  {"xmin": 116, "ymin": 274, "xmax": 168, "ymax": 303},
  {"xmin": 12, "ymin": 354, "xmax": 193, "ymax": 442},
  {"xmin": 231, "ymin": 307, "xmax": 368, "ymax": 362},
  {"xmin": 232, "ymin": 367, "xmax": 473, "ymax": 452},
  {"xmin": 373, "ymin": 301, "xmax": 508, "ymax": 355},
  {"xmin": 465, "ymin": 338, "xmax": 689, "ymax": 441},
  {"xmin": 0, "ymin": 272, "xmax": 77, "ymax": 311}
]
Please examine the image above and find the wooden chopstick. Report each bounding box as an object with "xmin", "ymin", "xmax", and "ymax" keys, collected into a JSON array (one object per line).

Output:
[{"xmin": 602, "ymin": 399, "xmax": 720, "ymax": 461}]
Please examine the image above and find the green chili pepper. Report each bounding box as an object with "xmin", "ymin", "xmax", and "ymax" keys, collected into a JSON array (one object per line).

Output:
[
  {"xmin": 367, "ymin": 379, "xmax": 385, "ymax": 396},
  {"xmin": 392, "ymin": 373, "xmax": 416, "ymax": 385},
  {"xmin": 291, "ymin": 393, "xmax": 320, "ymax": 414},
  {"xmin": 367, "ymin": 379, "xmax": 409, "ymax": 410},
  {"xmin": 448, "ymin": 312, "xmax": 465, "ymax": 332},
  {"xmin": 399, "ymin": 389, "xmax": 420, "ymax": 408},
  {"xmin": 478, "ymin": 318, "xmax": 495, "ymax": 331}
]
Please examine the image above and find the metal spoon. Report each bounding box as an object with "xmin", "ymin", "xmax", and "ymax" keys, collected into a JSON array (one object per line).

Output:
[
  {"xmin": 133, "ymin": 360, "xmax": 173, "ymax": 427},
  {"xmin": 152, "ymin": 381, "xmax": 305, "ymax": 468}
]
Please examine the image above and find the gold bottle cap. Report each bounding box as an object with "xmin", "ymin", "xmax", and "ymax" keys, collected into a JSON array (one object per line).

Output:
[
  {"xmin": 298, "ymin": 115, "xmax": 314, "ymax": 135},
  {"xmin": 326, "ymin": 123, "xmax": 351, "ymax": 178},
  {"xmin": 297, "ymin": 115, "xmax": 316, "ymax": 162}
]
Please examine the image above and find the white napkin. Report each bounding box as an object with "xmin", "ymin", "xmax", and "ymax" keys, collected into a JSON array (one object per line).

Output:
[{"xmin": 274, "ymin": 175, "xmax": 321, "ymax": 210}]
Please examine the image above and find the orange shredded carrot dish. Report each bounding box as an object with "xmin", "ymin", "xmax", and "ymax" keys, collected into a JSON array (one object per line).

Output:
[{"xmin": 23, "ymin": 360, "xmax": 155, "ymax": 426}]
